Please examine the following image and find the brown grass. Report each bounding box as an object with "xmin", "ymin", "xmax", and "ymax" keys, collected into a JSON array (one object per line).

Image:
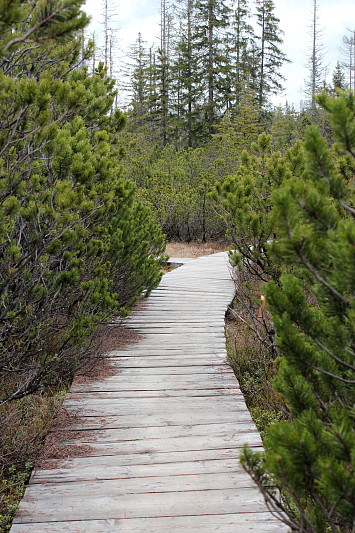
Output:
[
  {"xmin": 165, "ymin": 240, "xmax": 229, "ymax": 258},
  {"xmin": 225, "ymin": 283, "xmax": 288, "ymax": 440}
]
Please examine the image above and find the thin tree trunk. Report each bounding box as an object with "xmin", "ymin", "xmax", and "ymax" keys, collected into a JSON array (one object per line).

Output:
[
  {"xmin": 208, "ymin": 0, "xmax": 214, "ymax": 134},
  {"xmin": 259, "ymin": 3, "xmax": 265, "ymax": 108},
  {"xmin": 104, "ymin": 0, "xmax": 108, "ymax": 65},
  {"xmin": 311, "ymin": 0, "xmax": 317, "ymax": 108}
]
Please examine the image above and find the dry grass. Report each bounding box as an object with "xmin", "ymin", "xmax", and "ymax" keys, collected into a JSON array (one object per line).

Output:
[
  {"xmin": 225, "ymin": 299, "xmax": 288, "ymax": 440},
  {"xmin": 165, "ymin": 240, "xmax": 229, "ymax": 258},
  {"xmin": 0, "ymin": 390, "xmax": 65, "ymax": 531}
]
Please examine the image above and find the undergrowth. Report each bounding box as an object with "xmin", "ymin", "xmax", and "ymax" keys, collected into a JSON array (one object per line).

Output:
[
  {"xmin": 0, "ymin": 389, "xmax": 66, "ymax": 532},
  {"xmin": 226, "ymin": 310, "xmax": 287, "ymax": 440}
]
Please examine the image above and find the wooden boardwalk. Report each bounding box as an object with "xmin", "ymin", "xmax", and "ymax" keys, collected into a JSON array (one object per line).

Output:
[{"xmin": 11, "ymin": 252, "xmax": 286, "ymax": 532}]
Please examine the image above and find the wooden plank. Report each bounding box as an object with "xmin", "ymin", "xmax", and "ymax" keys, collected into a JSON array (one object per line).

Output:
[
  {"xmin": 62, "ymin": 401, "xmax": 249, "ymax": 417},
  {"xmin": 79, "ymin": 365, "xmax": 233, "ymax": 375},
  {"xmin": 63, "ymin": 395, "xmax": 247, "ymax": 412},
  {"xmin": 49, "ymin": 421, "xmax": 254, "ymax": 442},
  {"xmin": 52, "ymin": 409, "xmax": 254, "ymax": 431},
  {"xmin": 22, "ymin": 472, "xmax": 260, "ymax": 502},
  {"xmin": 69, "ymin": 377, "xmax": 240, "ymax": 393},
  {"xmin": 50, "ymin": 433, "xmax": 262, "ymax": 457},
  {"xmin": 68, "ymin": 388, "xmax": 239, "ymax": 399},
  {"xmin": 76, "ymin": 369, "xmax": 234, "ymax": 378},
  {"xmin": 32, "ymin": 447, "xmax": 264, "ymax": 484},
  {"xmin": 103, "ymin": 355, "xmax": 228, "ymax": 367},
  {"xmin": 14, "ymin": 488, "xmax": 270, "ymax": 523},
  {"xmin": 32, "ymin": 459, "xmax": 243, "ymax": 486},
  {"xmin": 107, "ymin": 349, "xmax": 228, "ymax": 357},
  {"xmin": 34, "ymin": 457, "xmax": 244, "ymax": 484},
  {"xmin": 11, "ymin": 513, "xmax": 287, "ymax": 532}
]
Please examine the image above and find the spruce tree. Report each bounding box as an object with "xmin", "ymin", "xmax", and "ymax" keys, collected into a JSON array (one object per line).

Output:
[
  {"xmin": 127, "ymin": 33, "xmax": 151, "ymax": 129},
  {"xmin": 228, "ymin": 0, "xmax": 255, "ymax": 110},
  {"xmin": 332, "ymin": 61, "xmax": 346, "ymax": 92},
  {"xmin": 254, "ymin": 0, "xmax": 288, "ymax": 110},
  {"xmin": 241, "ymin": 91, "xmax": 355, "ymax": 532},
  {"xmin": 171, "ymin": 0, "xmax": 203, "ymax": 148},
  {"xmin": 194, "ymin": 0, "xmax": 231, "ymax": 134}
]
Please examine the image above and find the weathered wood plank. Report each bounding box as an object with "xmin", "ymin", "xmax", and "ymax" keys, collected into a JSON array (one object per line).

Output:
[
  {"xmin": 32, "ymin": 457, "xmax": 242, "ymax": 484},
  {"xmin": 63, "ymin": 395, "xmax": 247, "ymax": 413},
  {"xmin": 14, "ymin": 488, "xmax": 270, "ymax": 523},
  {"xmin": 49, "ymin": 421, "xmax": 254, "ymax": 442},
  {"xmin": 32, "ymin": 447, "xmax": 265, "ymax": 484},
  {"xmin": 49, "ymin": 433, "xmax": 262, "ymax": 457},
  {"xmin": 52, "ymin": 409, "xmax": 254, "ymax": 431},
  {"xmin": 11, "ymin": 513, "xmax": 287, "ymax": 533},
  {"xmin": 103, "ymin": 355, "xmax": 227, "ymax": 367},
  {"xmin": 68, "ymin": 386, "xmax": 239, "ymax": 401},
  {"xmin": 78, "ymin": 364, "xmax": 233, "ymax": 375},
  {"xmin": 22, "ymin": 472, "xmax": 260, "ymax": 503}
]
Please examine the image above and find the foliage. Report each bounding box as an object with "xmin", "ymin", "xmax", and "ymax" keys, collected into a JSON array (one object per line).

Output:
[
  {"xmin": 0, "ymin": 388, "xmax": 65, "ymax": 532},
  {"xmin": 118, "ymin": 130, "xmax": 232, "ymax": 240},
  {"xmin": 0, "ymin": 461, "xmax": 32, "ymax": 531},
  {"xmin": 240, "ymin": 91, "xmax": 355, "ymax": 532},
  {"xmin": 0, "ymin": 1, "xmax": 166, "ymax": 403},
  {"xmin": 211, "ymin": 132, "xmax": 304, "ymax": 355},
  {"xmin": 226, "ymin": 309, "xmax": 286, "ymax": 440},
  {"xmin": 125, "ymin": 0, "xmax": 289, "ymax": 148},
  {"xmin": 255, "ymin": 0, "xmax": 288, "ymax": 110}
]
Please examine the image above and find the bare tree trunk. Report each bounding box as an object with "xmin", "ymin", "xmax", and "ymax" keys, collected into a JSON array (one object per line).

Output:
[
  {"xmin": 160, "ymin": 0, "xmax": 169, "ymax": 145},
  {"xmin": 259, "ymin": 2, "xmax": 265, "ymax": 109},
  {"xmin": 110, "ymin": 33, "xmax": 113, "ymax": 78},
  {"xmin": 208, "ymin": 0, "xmax": 214, "ymax": 134},
  {"xmin": 92, "ymin": 31, "xmax": 96, "ymax": 73},
  {"xmin": 104, "ymin": 0, "xmax": 108, "ymax": 65},
  {"xmin": 311, "ymin": 0, "xmax": 317, "ymax": 108}
]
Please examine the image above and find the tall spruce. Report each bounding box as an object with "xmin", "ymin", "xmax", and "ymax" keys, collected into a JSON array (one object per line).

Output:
[
  {"xmin": 332, "ymin": 61, "xmax": 346, "ymax": 92},
  {"xmin": 195, "ymin": 0, "xmax": 231, "ymax": 135},
  {"xmin": 255, "ymin": 0, "xmax": 288, "ymax": 110},
  {"xmin": 155, "ymin": 0, "xmax": 173, "ymax": 145},
  {"xmin": 172, "ymin": 0, "xmax": 203, "ymax": 147},
  {"xmin": 128, "ymin": 33, "xmax": 150, "ymax": 128},
  {"xmin": 228, "ymin": 0, "xmax": 255, "ymax": 110}
]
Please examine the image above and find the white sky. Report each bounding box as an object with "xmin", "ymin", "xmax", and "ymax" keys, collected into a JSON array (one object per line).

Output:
[{"xmin": 84, "ymin": 0, "xmax": 354, "ymax": 109}]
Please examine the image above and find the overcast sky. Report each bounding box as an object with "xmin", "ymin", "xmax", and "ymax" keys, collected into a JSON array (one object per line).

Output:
[{"xmin": 84, "ymin": 0, "xmax": 353, "ymax": 109}]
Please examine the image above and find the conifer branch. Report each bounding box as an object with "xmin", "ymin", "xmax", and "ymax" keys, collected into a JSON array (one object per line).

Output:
[
  {"xmin": 5, "ymin": 6, "xmax": 68, "ymax": 51},
  {"xmin": 306, "ymin": 362, "xmax": 355, "ymax": 385},
  {"xmin": 296, "ymin": 247, "xmax": 350, "ymax": 307},
  {"xmin": 313, "ymin": 338, "xmax": 355, "ymax": 372},
  {"xmin": 339, "ymin": 199, "xmax": 355, "ymax": 215}
]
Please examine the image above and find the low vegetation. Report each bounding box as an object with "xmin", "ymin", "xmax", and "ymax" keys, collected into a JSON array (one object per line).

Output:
[
  {"xmin": 0, "ymin": 388, "xmax": 65, "ymax": 531},
  {"xmin": 226, "ymin": 303, "xmax": 287, "ymax": 440},
  {"xmin": 221, "ymin": 94, "xmax": 354, "ymax": 532}
]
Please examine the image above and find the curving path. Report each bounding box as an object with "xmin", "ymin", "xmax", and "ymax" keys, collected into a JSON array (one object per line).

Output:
[{"xmin": 11, "ymin": 252, "xmax": 287, "ymax": 532}]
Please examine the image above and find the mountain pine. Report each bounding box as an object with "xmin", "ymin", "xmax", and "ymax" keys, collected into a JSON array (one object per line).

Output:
[{"xmin": 241, "ymin": 91, "xmax": 355, "ymax": 533}]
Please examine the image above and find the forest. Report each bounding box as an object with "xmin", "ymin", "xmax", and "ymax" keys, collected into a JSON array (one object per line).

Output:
[{"xmin": 0, "ymin": 1, "xmax": 354, "ymax": 532}]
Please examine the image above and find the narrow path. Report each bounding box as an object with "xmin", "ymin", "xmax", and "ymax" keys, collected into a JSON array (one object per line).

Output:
[{"xmin": 11, "ymin": 252, "xmax": 286, "ymax": 532}]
